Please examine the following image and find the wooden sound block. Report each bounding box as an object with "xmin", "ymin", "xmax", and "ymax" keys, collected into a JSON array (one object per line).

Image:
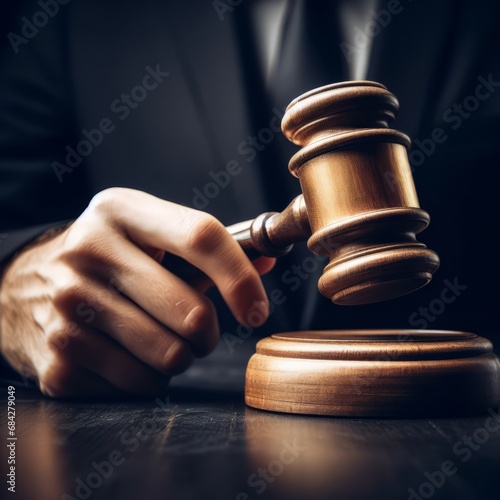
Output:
[{"xmin": 245, "ymin": 330, "xmax": 500, "ymax": 417}]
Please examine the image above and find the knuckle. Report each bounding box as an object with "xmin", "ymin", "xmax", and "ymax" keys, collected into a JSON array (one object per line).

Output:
[
  {"xmin": 61, "ymin": 227, "xmax": 119, "ymax": 273},
  {"xmin": 52, "ymin": 278, "xmax": 87, "ymax": 312},
  {"xmin": 185, "ymin": 214, "xmax": 225, "ymax": 253},
  {"xmin": 160, "ymin": 340, "xmax": 194, "ymax": 375},
  {"xmin": 61, "ymin": 227, "xmax": 101, "ymax": 260},
  {"xmin": 87, "ymin": 187, "xmax": 125, "ymax": 215},
  {"xmin": 62, "ymin": 189, "xmax": 125, "ymax": 259}
]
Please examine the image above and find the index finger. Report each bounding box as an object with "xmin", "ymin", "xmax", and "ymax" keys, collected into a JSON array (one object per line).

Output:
[{"xmin": 90, "ymin": 188, "xmax": 270, "ymax": 327}]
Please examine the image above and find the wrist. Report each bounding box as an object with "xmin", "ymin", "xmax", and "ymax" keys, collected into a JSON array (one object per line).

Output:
[{"xmin": 0, "ymin": 221, "xmax": 74, "ymax": 286}]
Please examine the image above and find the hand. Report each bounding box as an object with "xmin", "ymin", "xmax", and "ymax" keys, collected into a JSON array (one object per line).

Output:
[{"xmin": 0, "ymin": 188, "xmax": 275, "ymax": 397}]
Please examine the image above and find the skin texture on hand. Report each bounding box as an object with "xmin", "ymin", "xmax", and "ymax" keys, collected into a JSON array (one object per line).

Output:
[{"xmin": 0, "ymin": 188, "xmax": 275, "ymax": 398}]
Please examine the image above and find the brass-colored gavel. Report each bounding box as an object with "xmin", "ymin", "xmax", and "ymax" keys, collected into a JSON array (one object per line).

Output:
[{"xmin": 228, "ymin": 81, "xmax": 440, "ymax": 305}]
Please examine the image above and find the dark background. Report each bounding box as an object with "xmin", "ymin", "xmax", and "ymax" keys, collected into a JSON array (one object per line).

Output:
[
  {"xmin": 1, "ymin": 2, "xmax": 500, "ymax": 500},
  {"xmin": 1, "ymin": 1, "xmax": 499, "ymax": 354}
]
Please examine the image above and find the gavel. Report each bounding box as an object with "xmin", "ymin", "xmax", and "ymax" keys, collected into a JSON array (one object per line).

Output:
[
  {"xmin": 185, "ymin": 80, "xmax": 498, "ymax": 418},
  {"xmin": 227, "ymin": 81, "xmax": 440, "ymax": 305}
]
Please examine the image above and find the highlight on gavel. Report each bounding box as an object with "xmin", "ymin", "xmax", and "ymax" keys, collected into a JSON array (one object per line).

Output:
[
  {"xmin": 227, "ymin": 81, "xmax": 440, "ymax": 306},
  {"xmin": 233, "ymin": 81, "xmax": 500, "ymax": 418}
]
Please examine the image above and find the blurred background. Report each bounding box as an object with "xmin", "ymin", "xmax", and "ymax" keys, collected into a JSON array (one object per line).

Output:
[
  {"xmin": 1, "ymin": 4, "xmax": 500, "ymax": 500},
  {"xmin": 1, "ymin": 0, "xmax": 499, "ymax": 351}
]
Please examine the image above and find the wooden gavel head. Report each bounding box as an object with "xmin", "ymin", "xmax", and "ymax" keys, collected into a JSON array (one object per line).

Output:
[{"xmin": 280, "ymin": 81, "xmax": 440, "ymax": 305}]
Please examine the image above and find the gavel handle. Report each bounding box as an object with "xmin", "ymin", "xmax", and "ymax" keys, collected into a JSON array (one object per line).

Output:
[
  {"xmin": 227, "ymin": 195, "xmax": 311, "ymax": 259},
  {"xmin": 165, "ymin": 196, "xmax": 311, "ymax": 284}
]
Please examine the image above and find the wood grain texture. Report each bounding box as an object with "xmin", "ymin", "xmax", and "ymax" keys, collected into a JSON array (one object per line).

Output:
[
  {"xmin": 2, "ymin": 342, "xmax": 500, "ymax": 500},
  {"xmin": 245, "ymin": 330, "xmax": 500, "ymax": 417},
  {"xmin": 225, "ymin": 81, "xmax": 440, "ymax": 305},
  {"xmin": 283, "ymin": 81, "xmax": 440, "ymax": 305}
]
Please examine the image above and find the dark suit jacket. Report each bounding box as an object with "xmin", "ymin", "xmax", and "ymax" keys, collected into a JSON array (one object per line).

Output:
[{"xmin": 1, "ymin": 0, "xmax": 499, "ymax": 342}]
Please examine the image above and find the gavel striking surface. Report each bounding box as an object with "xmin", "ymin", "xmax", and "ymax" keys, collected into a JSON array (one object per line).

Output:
[{"xmin": 245, "ymin": 330, "xmax": 500, "ymax": 417}]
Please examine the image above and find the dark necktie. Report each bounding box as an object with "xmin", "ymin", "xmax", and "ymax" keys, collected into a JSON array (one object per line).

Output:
[{"xmin": 266, "ymin": 0, "xmax": 347, "ymax": 111}]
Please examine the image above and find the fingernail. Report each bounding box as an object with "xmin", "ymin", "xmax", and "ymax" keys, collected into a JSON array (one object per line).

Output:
[{"xmin": 239, "ymin": 299, "xmax": 269, "ymax": 327}]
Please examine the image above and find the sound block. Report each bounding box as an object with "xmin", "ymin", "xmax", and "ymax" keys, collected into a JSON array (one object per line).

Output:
[{"xmin": 245, "ymin": 330, "xmax": 500, "ymax": 417}]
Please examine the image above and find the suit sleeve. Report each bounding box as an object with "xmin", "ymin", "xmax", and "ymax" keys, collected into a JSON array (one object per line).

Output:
[{"xmin": 0, "ymin": 2, "xmax": 91, "ymax": 268}]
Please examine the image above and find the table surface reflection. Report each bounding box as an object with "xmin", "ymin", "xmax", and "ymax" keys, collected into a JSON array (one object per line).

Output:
[{"xmin": 1, "ymin": 341, "xmax": 499, "ymax": 500}]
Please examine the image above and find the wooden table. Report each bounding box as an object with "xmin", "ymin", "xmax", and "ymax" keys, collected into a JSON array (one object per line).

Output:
[{"xmin": 2, "ymin": 341, "xmax": 499, "ymax": 500}]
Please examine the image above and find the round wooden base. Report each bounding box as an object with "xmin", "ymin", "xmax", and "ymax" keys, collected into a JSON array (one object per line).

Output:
[{"xmin": 245, "ymin": 330, "xmax": 500, "ymax": 417}]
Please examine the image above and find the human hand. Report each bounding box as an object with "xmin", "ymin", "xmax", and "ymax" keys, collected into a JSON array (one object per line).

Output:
[{"xmin": 0, "ymin": 188, "xmax": 274, "ymax": 397}]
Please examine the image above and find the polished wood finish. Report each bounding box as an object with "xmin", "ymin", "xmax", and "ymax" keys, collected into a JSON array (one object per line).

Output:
[
  {"xmin": 4, "ymin": 346, "xmax": 500, "ymax": 500},
  {"xmin": 229, "ymin": 195, "xmax": 310, "ymax": 258},
  {"xmin": 228, "ymin": 81, "xmax": 439, "ymax": 305},
  {"xmin": 245, "ymin": 330, "xmax": 500, "ymax": 417}
]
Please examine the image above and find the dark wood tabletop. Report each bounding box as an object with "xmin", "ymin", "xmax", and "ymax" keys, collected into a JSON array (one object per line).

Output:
[{"xmin": 2, "ymin": 340, "xmax": 499, "ymax": 500}]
